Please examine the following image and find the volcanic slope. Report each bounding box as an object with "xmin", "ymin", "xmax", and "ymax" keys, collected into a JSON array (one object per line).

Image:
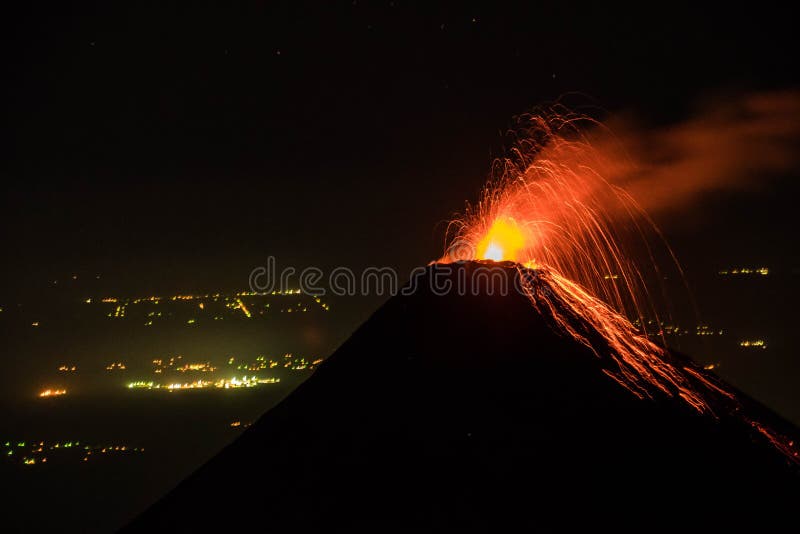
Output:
[{"xmin": 126, "ymin": 262, "xmax": 799, "ymax": 531}]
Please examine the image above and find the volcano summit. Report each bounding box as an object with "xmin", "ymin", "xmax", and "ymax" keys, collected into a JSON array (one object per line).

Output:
[{"xmin": 126, "ymin": 262, "xmax": 798, "ymax": 531}]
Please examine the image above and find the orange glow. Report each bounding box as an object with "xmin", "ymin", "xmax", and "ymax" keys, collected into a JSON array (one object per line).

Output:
[
  {"xmin": 441, "ymin": 108, "xmax": 799, "ymax": 462},
  {"xmin": 39, "ymin": 389, "xmax": 66, "ymax": 398},
  {"xmin": 475, "ymin": 217, "xmax": 526, "ymax": 262}
]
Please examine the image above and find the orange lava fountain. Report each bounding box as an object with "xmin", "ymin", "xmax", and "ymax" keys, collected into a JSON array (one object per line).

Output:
[
  {"xmin": 445, "ymin": 112, "xmax": 680, "ymax": 327},
  {"xmin": 441, "ymin": 109, "xmax": 798, "ymax": 461}
]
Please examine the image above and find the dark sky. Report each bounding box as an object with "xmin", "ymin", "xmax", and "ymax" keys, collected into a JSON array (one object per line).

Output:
[{"xmin": 1, "ymin": 2, "xmax": 797, "ymax": 298}]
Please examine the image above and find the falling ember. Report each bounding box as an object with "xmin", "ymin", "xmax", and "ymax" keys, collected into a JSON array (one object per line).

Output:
[{"xmin": 441, "ymin": 109, "xmax": 799, "ymax": 461}]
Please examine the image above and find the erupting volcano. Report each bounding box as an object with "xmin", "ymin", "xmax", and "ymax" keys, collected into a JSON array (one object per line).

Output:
[
  {"xmin": 125, "ymin": 111, "xmax": 800, "ymax": 531},
  {"xmin": 441, "ymin": 110, "xmax": 798, "ymax": 458}
]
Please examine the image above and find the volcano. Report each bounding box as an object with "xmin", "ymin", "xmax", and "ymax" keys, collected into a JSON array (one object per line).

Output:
[{"xmin": 125, "ymin": 262, "xmax": 798, "ymax": 531}]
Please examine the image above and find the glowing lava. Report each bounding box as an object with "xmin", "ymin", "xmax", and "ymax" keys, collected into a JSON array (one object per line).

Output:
[{"xmin": 475, "ymin": 217, "xmax": 526, "ymax": 262}]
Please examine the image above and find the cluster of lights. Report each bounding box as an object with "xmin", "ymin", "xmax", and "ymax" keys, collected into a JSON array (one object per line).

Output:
[
  {"xmin": 166, "ymin": 380, "xmax": 212, "ymax": 391},
  {"xmin": 232, "ymin": 353, "xmax": 324, "ymax": 372},
  {"xmin": 719, "ymin": 268, "xmax": 769, "ymax": 276},
  {"xmin": 127, "ymin": 381, "xmax": 155, "ymax": 389},
  {"xmin": 696, "ymin": 325, "xmax": 724, "ymax": 336},
  {"xmin": 176, "ymin": 362, "xmax": 217, "ymax": 372},
  {"xmin": 4, "ymin": 439, "xmax": 143, "ymax": 466},
  {"xmin": 740, "ymin": 340, "xmax": 767, "ymax": 349},
  {"xmin": 229, "ymin": 421, "xmax": 252, "ymax": 429},
  {"xmin": 236, "ymin": 355, "xmax": 276, "ymax": 371},
  {"xmin": 660, "ymin": 324, "xmax": 689, "ymax": 336},
  {"xmin": 82, "ymin": 444, "xmax": 143, "ymax": 462},
  {"xmin": 45, "ymin": 352, "xmax": 322, "ymax": 396},
  {"xmin": 38, "ymin": 389, "xmax": 66, "ymax": 398},
  {"xmin": 54, "ymin": 352, "xmax": 323, "ymax": 377},
  {"xmin": 89, "ymin": 289, "xmax": 329, "ymax": 325},
  {"xmin": 634, "ymin": 320, "xmax": 725, "ymax": 338},
  {"xmin": 150, "ymin": 353, "xmax": 321, "ymax": 375},
  {"xmin": 127, "ymin": 376, "xmax": 281, "ymax": 391},
  {"xmin": 153, "ymin": 355, "xmax": 183, "ymax": 374}
]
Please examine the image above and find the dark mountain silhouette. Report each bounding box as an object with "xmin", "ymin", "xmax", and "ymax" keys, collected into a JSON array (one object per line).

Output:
[{"xmin": 125, "ymin": 262, "xmax": 799, "ymax": 531}]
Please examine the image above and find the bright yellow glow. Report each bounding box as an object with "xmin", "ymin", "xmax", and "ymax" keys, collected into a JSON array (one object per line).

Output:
[{"xmin": 476, "ymin": 217, "xmax": 526, "ymax": 262}]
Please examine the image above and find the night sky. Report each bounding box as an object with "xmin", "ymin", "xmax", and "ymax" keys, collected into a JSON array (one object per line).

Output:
[
  {"xmin": 1, "ymin": 2, "xmax": 798, "ymax": 394},
  {"xmin": 2, "ymin": 3, "xmax": 795, "ymax": 286}
]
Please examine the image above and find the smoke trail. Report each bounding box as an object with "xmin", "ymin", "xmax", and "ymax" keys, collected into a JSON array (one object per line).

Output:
[{"xmin": 595, "ymin": 90, "xmax": 800, "ymax": 216}]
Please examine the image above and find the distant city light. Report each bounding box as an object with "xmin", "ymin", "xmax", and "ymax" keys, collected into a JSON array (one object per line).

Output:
[
  {"xmin": 87, "ymin": 289, "xmax": 328, "ymax": 324},
  {"xmin": 696, "ymin": 325, "xmax": 724, "ymax": 336},
  {"xmin": 176, "ymin": 362, "xmax": 217, "ymax": 372},
  {"xmin": 38, "ymin": 389, "xmax": 67, "ymax": 398},
  {"xmin": 126, "ymin": 376, "xmax": 280, "ymax": 391},
  {"xmin": 229, "ymin": 421, "xmax": 251, "ymax": 429},
  {"xmin": 127, "ymin": 381, "xmax": 155, "ymax": 389},
  {"xmin": 740, "ymin": 340, "xmax": 767, "ymax": 349},
  {"xmin": 4, "ymin": 438, "xmax": 142, "ymax": 467},
  {"xmin": 718, "ymin": 267, "xmax": 769, "ymax": 276}
]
